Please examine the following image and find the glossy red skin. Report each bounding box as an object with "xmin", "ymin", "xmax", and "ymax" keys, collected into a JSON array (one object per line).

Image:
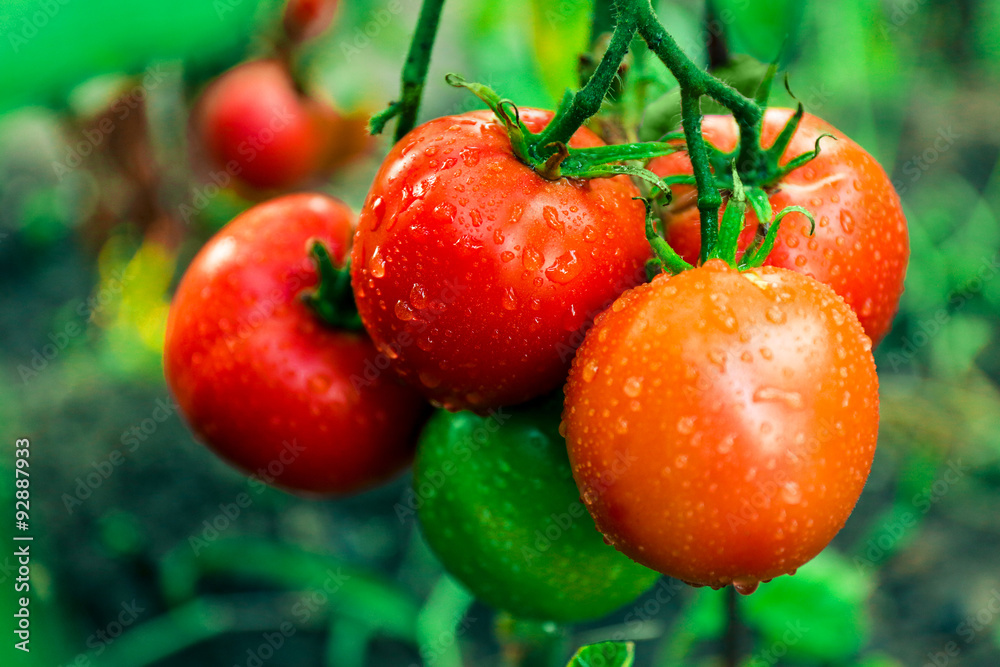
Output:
[
  {"xmin": 283, "ymin": 0, "xmax": 339, "ymax": 42},
  {"xmin": 164, "ymin": 194, "xmax": 426, "ymax": 495},
  {"xmin": 195, "ymin": 60, "xmax": 336, "ymax": 191},
  {"xmin": 563, "ymin": 260, "xmax": 879, "ymax": 589},
  {"xmin": 352, "ymin": 108, "xmax": 650, "ymax": 412},
  {"xmin": 648, "ymin": 108, "xmax": 909, "ymax": 346}
]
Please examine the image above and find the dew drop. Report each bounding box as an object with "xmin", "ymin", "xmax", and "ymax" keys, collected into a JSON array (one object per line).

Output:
[
  {"xmin": 395, "ymin": 300, "xmax": 416, "ymax": 321},
  {"xmin": 581, "ymin": 359, "xmax": 599, "ymax": 382},
  {"xmin": 733, "ymin": 580, "xmax": 759, "ymax": 595},
  {"xmin": 500, "ymin": 250, "xmax": 515, "ymax": 263},
  {"xmin": 522, "ymin": 247, "xmax": 545, "ymax": 271},
  {"xmin": 583, "ymin": 226, "xmax": 598, "ymax": 243},
  {"xmin": 765, "ymin": 306, "xmax": 786, "ymax": 324},
  {"xmin": 840, "ymin": 210, "xmax": 855, "ymax": 234},
  {"xmin": 502, "ymin": 286, "xmax": 518, "ymax": 311},
  {"xmin": 368, "ymin": 196, "xmax": 386, "ymax": 231},
  {"xmin": 369, "ymin": 247, "xmax": 386, "ymax": 278},
  {"xmin": 410, "ymin": 284, "xmax": 428, "ymax": 309},
  {"xmin": 623, "ymin": 376, "xmax": 643, "ymax": 398},
  {"xmin": 752, "ymin": 387, "xmax": 804, "ymax": 409},
  {"xmin": 677, "ymin": 416, "xmax": 695, "ymax": 434},
  {"xmin": 543, "ymin": 206, "xmax": 564, "ymax": 233},
  {"xmin": 307, "ymin": 374, "xmax": 332, "ymax": 393},
  {"xmin": 780, "ymin": 482, "xmax": 802, "ymax": 504},
  {"xmin": 432, "ymin": 202, "xmax": 456, "ymax": 224},
  {"xmin": 545, "ymin": 250, "xmax": 583, "ymax": 284}
]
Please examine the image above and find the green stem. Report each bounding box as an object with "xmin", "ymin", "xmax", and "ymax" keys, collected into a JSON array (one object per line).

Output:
[
  {"xmin": 679, "ymin": 92, "xmax": 721, "ymax": 263},
  {"xmin": 537, "ymin": 11, "xmax": 637, "ymax": 149},
  {"xmin": 369, "ymin": 0, "xmax": 446, "ymax": 140}
]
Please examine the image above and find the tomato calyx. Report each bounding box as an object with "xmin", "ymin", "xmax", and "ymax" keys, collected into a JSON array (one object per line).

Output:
[
  {"xmin": 444, "ymin": 74, "xmax": 679, "ymax": 198},
  {"xmin": 301, "ymin": 240, "xmax": 363, "ymax": 331},
  {"xmin": 645, "ymin": 166, "xmax": 814, "ymax": 276}
]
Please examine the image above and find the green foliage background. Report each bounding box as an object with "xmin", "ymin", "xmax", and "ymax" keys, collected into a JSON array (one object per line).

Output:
[{"xmin": 1, "ymin": 0, "xmax": 1000, "ymax": 665}]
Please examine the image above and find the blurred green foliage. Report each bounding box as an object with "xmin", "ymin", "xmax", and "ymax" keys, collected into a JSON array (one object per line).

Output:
[{"xmin": 1, "ymin": 0, "xmax": 999, "ymax": 665}]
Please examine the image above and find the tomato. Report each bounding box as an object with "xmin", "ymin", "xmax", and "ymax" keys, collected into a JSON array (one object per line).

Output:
[
  {"xmin": 164, "ymin": 193, "xmax": 427, "ymax": 495},
  {"xmin": 193, "ymin": 59, "xmax": 343, "ymax": 192},
  {"xmin": 562, "ymin": 260, "xmax": 879, "ymax": 590},
  {"xmin": 414, "ymin": 400, "xmax": 660, "ymax": 621},
  {"xmin": 283, "ymin": 0, "xmax": 339, "ymax": 42},
  {"xmin": 351, "ymin": 108, "xmax": 650, "ymax": 412},
  {"xmin": 648, "ymin": 108, "xmax": 909, "ymax": 345}
]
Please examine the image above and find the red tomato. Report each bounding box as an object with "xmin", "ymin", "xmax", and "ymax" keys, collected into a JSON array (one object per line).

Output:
[
  {"xmin": 563, "ymin": 260, "xmax": 879, "ymax": 590},
  {"xmin": 283, "ymin": 0, "xmax": 339, "ymax": 42},
  {"xmin": 351, "ymin": 108, "xmax": 650, "ymax": 412},
  {"xmin": 648, "ymin": 108, "xmax": 909, "ymax": 345},
  {"xmin": 164, "ymin": 193, "xmax": 426, "ymax": 495},
  {"xmin": 194, "ymin": 60, "xmax": 340, "ymax": 191}
]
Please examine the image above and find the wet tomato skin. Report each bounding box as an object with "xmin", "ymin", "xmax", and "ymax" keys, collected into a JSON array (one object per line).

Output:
[
  {"xmin": 648, "ymin": 108, "xmax": 909, "ymax": 346},
  {"xmin": 563, "ymin": 260, "xmax": 879, "ymax": 589},
  {"xmin": 164, "ymin": 194, "xmax": 426, "ymax": 495},
  {"xmin": 352, "ymin": 108, "xmax": 650, "ymax": 413}
]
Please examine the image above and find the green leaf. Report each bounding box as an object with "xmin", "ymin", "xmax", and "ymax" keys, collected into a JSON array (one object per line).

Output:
[
  {"xmin": 567, "ymin": 641, "xmax": 635, "ymax": 667},
  {"xmin": 740, "ymin": 550, "xmax": 874, "ymax": 663},
  {"xmin": 530, "ymin": 0, "xmax": 594, "ymax": 102}
]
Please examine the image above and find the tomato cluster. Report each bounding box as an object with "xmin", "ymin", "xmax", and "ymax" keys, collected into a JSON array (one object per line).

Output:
[{"xmin": 166, "ymin": 53, "xmax": 907, "ymax": 618}]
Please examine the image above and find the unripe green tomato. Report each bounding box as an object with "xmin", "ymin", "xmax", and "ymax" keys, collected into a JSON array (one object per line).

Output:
[{"xmin": 414, "ymin": 401, "xmax": 660, "ymax": 622}]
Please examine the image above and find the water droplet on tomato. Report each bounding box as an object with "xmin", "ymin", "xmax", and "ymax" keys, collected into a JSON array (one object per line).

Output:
[
  {"xmin": 432, "ymin": 202, "xmax": 456, "ymax": 224},
  {"xmin": 677, "ymin": 416, "xmax": 695, "ymax": 434},
  {"xmin": 623, "ymin": 376, "xmax": 643, "ymax": 398},
  {"xmin": 502, "ymin": 286, "xmax": 518, "ymax": 311},
  {"xmin": 369, "ymin": 196, "xmax": 386, "ymax": 231},
  {"xmin": 545, "ymin": 250, "xmax": 582, "ymax": 284},
  {"xmin": 369, "ymin": 247, "xmax": 386, "ymax": 278},
  {"xmin": 307, "ymin": 374, "xmax": 332, "ymax": 393},
  {"xmin": 419, "ymin": 372, "xmax": 441, "ymax": 388},
  {"xmin": 500, "ymin": 250, "xmax": 515, "ymax": 263},
  {"xmin": 522, "ymin": 246, "xmax": 544, "ymax": 271},
  {"xmin": 732, "ymin": 579, "xmax": 759, "ymax": 595},
  {"xmin": 460, "ymin": 146, "xmax": 479, "ymax": 166},
  {"xmin": 543, "ymin": 206, "xmax": 564, "ymax": 233},
  {"xmin": 395, "ymin": 300, "xmax": 416, "ymax": 321},
  {"xmin": 765, "ymin": 306, "xmax": 786, "ymax": 324},
  {"xmin": 752, "ymin": 387, "xmax": 804, "ymax": 409},
  {"xmin": 581, "ymin": 359, "xmax": 599, "ymax": 382},
  {"xmin": 840, "ymin": 210, "xmax": 855, "ymax": 234},
  {"xmin": 410, "ymin": 284, "xmax": 428, "ymax": 309},
  {"xmin": 780, "ymin": 482, "xmax": 802, "ymax": 504},
  {"xmin": 583, "ymin": 225, "xmax": 598, "ymax": 243}
]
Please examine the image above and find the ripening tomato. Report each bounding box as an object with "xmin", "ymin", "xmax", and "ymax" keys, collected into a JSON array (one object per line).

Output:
[
  {"xmin": 563, "ymin": 260, "xmax": 879, "ymax": 591},
  {"xmin": 283, "ymin": 0, "xmax": 339, "ymax": 42},
  {"xmin": 648, "ymin": 108, "xmax": 909, "ymax": 345},
  {"xmin": 352, "ymin": 108, "xmax": 650, "ymax": 412},
  {"xmin": 194, "ymin": 59, "xmax": 343, "ymax": 191},
  {"xmin": 164, "ymin": 193, "xmax": 426, "ymax": 495},
  {"xmin": 414, "ymin": 400, "xmax": 660, "ymax": 621}
]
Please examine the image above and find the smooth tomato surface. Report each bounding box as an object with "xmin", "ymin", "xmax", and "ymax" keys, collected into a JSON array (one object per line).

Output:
[
  {"xmin": 563, "ymin": 260, "xmax": 879, "ymax": 589},
  {"xmin": 649, "ymin": 108, "xmax": 909, "ymax": 345},
  {"xmin": 164, "ymin": 194, "xmax": 426, "ymax": 495},
  {"xmin": 415, "ymin": 401, "xmax": 659, "ymax": 621},
  {"xmin": 352, "ymin": 108, "xmax": 650, "ymax": 412}
]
